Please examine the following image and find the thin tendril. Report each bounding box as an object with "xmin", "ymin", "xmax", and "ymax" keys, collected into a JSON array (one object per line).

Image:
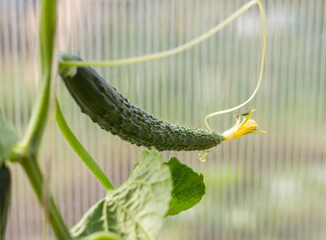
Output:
[
  {"xmin": 204, "ymin": 0, "xmax": 266, "ymax": 131},
  {"xmin": 59, "ymin": 0, "xmax": 261, "ymax": 69},
  {"xmin": 199, "ymin": 0, "xmax": 266, "ymax": 162}
]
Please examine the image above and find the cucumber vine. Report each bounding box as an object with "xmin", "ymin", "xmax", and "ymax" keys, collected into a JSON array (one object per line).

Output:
[{"xmin": 0, "ymin": 0, "xmax": 266, "ymax": 239}]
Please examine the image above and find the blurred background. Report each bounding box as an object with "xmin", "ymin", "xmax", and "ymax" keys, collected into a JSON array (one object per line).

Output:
[{"xmin": 1, "ymin": 0, "xmax": 326, "ymax": 239}]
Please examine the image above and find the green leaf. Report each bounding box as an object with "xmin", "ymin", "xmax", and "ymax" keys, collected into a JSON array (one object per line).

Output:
[
  {"xmin": 71, "ymin": 149, "xmax": 173, "ymax": 240},
  {"xmin": 0, "ymin": 112, "xmax": 18, "ymax": 164},
  {"xmin": 165, "ymin": 157, "xmax": 206, "ymax": 216}
]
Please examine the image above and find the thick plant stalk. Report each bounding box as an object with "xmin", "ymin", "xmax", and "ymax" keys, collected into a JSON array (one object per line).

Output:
[
  {"xmin": 10, "ymin": 0, "xmax": 72, "ymax": 238},
  {"xmin": 20, "ymin": 155, "xmax": 71, "ymax": 239},
  {"xmin": 19, "ymin": 0, "xmax": 57, "ymax": 153}
]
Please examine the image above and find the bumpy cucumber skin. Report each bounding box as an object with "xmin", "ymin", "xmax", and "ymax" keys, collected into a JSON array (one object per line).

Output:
[
  {"xmin": 0, "ymin": 164, "xmax": 11, "ymax": 239},
  {"xmin": 59, "ymin": 54, "xmax": 223, "ymax": 151}
]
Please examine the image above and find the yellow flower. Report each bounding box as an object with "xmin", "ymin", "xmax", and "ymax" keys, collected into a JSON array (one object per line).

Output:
[{"xmin": 222, "ymin": 109, "xmax": 266, "ymax": 141}]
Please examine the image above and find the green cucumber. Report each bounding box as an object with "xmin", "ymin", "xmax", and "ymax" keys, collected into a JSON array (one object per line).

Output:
[
  {"xmin": 59, "ymin": 53, "xmax": 223, "ymax": 151},
  {"xmin": 0, "ymin": 164, "xmax": 11, "ymax": 239}
]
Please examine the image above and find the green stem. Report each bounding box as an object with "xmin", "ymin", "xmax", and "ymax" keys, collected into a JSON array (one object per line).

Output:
[
  {"xmin": 11, "ymin": 0, "xmax": 71, "ymax": 238},
  {"xmin": 19, "ymin": 0, "xmax": 57, "ymax": 153},
  {"xmin": 20, "ymin": 155, "xmax": 71, "ymax": 239},
  {"xmin": 56, "ymin": 101, "xmax": 115, "ymax": 191}
]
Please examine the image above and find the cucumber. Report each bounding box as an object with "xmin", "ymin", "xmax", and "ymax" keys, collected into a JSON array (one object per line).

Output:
[
  {"xmin": 0, "ymin": 164, "xmax": 11, "ymax": 239},
  {"xmin": 59, "ymin": 53, "xmax": 224, "ymax": 151}
]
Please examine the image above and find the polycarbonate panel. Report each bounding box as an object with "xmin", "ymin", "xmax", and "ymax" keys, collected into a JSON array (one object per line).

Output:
[{"xmin": 0, "ymin": 0, "xmax": 325, "ymax": 239}]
